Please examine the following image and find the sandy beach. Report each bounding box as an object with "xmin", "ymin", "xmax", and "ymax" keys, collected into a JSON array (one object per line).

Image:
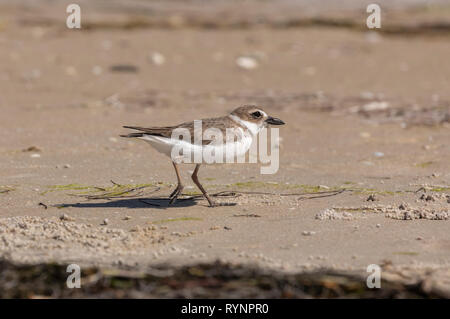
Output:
[{"xmin": 0, "ymin": 0, "xmax": 449, "ymax": 297}]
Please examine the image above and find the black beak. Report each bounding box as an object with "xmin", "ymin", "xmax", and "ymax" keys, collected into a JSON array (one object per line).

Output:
[{"xmin": 265, "ymin": 116, "xmax": 285, "ymax": 125}]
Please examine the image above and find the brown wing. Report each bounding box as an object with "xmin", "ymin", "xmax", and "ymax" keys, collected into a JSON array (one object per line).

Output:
[
  {"xmin": 121, "ymin": 116, "xmax": 245, "ymax": 145},
  {"xmin": 121, "ymin": 123, "xmax": 213, "ymax": 145}
]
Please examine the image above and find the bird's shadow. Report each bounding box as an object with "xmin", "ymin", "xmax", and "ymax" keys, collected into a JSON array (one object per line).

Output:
[{"xmin": 57, "ymin": 196, "xmax": 200, "ymax": 210}]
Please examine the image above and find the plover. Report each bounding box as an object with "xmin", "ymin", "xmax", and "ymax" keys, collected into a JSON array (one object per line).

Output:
[{"xmin": 121, "ymin": 105, "xmax": 285, "ymax": 207}]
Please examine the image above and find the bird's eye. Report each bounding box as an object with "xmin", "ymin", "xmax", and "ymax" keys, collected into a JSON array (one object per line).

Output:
[{"xmin": 251, "ymin": 111, "xmax": 262, "ymax": 118}]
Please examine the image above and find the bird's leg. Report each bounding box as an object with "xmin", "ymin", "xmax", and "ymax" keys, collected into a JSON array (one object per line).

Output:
[
  {"xmin": 169, "ymin": 162, "xmax": 184, "ymax": 205},
  {"xmin": 191, "ymin": 164, "xmax": 217, "ymax": 207}
]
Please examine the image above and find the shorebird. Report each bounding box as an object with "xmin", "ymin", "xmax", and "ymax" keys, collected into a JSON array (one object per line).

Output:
[{"xmin": 121, "ymin": 105, "xmax": 285, "ymax": 207}]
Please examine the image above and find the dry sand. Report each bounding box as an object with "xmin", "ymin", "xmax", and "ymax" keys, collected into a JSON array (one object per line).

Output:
[{"xmin": 0, "ymin": 0, "xmax": 449, "ymax": 296}]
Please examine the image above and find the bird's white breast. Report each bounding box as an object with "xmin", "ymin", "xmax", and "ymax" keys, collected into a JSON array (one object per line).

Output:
[{"xmin": 138, "ymin": 127, "xmax": 254, "ymax": 164}]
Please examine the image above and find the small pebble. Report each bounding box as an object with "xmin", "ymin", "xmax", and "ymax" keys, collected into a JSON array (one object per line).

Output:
[
  {"xmin": 92, "ymin": 65, "xmax": 103, "ymax": 75},
  {"xmin": 130, "ymin": 225, "xmax": 141, "ymax": 232},
  {"xmin": 150, "ymin": 52, "xmax": 165, "ymax": 66},
  {"xmin": 22, "ymin": 146, "xmax": 41, "ymax": 152},
  {"xmin": 60, "ymin": 214, "xmax": 74, "ymax": 221},
  {"xmin": 236, "ymin": 56, "xmax": 259, "ymax": 70}
]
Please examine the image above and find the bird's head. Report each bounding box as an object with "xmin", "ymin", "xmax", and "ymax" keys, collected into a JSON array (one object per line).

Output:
[{"xmin": 229, "ymin": 105, "xmax": 285, "ymax": 135}]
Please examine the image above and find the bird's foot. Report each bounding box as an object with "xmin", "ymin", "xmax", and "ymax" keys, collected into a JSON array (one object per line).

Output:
[
  {"xmin": 204, "ymin": 195, "xmax": 218, "ymax": 207},
  {"xmin": 168, "ymin": 185, "xmax": 184, "ymax": 205}
]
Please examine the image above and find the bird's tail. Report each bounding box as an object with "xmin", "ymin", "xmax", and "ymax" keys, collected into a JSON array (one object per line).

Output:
[
  {"xmin": 120, "ymin": 132, "xmax": 145, "ymax": 138},
  {"xmin": 121, "ymin": 125, "xmax": 169, "ymax": 138}
]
